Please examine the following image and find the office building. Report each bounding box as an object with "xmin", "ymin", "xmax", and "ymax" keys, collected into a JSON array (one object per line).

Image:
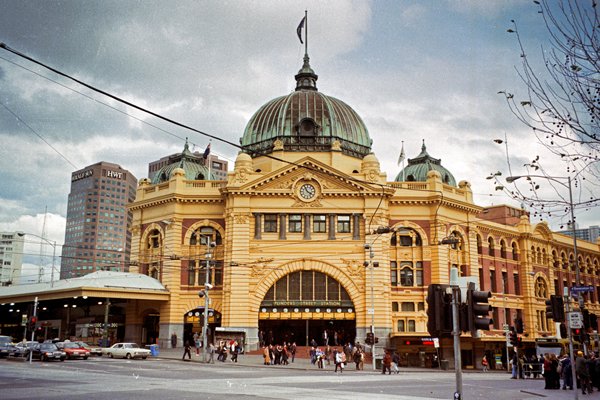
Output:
[{"xmin": 0, "ymin": 232, "xmax": 24, "ymax": 286}]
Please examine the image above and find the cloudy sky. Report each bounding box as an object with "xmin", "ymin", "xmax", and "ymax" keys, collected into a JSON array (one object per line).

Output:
[{"xmin": 0, "ymin": 1, "xmax": 597, "ymax": 278}]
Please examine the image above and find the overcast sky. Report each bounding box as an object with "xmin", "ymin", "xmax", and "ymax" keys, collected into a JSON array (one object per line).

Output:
[{"xmin": 1, "ymin": 1, "xmax": 598, "ymax": 279}]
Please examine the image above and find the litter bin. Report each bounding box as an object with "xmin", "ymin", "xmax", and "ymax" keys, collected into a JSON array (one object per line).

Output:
[
  {"xmin": 440, "ymin": 359, "xmax": 449, "ymax": 370},
  {"xmin": 145, "ymin": 344, "xmax": 159, "ymax": 356}
]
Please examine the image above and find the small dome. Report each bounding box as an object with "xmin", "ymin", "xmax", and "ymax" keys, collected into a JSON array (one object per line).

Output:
[
  {"xmin": 240, "ymin": 54, "xmax": 372, "ymax": 159},
  {"xmin": 395, "ymin": 140, "xmax": 456, "ymax": 186},
  {"xmin": 151, "ymin": 139, "xmax": 216, "ymax": 184}
]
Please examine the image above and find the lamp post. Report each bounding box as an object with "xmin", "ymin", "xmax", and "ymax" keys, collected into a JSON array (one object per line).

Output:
[
  {"xmin": 199, "ymin": 239, "xmax": 215, "ymax": 363},
  {"xmin": 17, "ymin": 232, "xmax": 56, "ymax": 287},
  {"xmin": 364, "ymin": 243, "xmax": 376, "ymax": 371},
  {"xmin": 506, "ymin": 174, "xmax": 579, "ymax": 400}
]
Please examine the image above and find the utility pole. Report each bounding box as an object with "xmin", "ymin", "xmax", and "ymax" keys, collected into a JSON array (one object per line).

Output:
[
  {"xmin": 200, "ymin": 239, "xmax": 215, "ymax": 363},
  {"xmin": 29, "ymin": 296, "xmax": 38, "ymax": 364}
]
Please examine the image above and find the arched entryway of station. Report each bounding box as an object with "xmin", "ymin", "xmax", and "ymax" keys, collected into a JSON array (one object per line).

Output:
[
  {"xmin": 141, "ymin": 309, "xmax": 160, "ymax": 346},
  {"xmin": 183, "ymin": 307, "xmax": 222, "ymax": 346},
  {"xmin": 258, "ymin": 268, "xmax": 356, "ymax": 347}
]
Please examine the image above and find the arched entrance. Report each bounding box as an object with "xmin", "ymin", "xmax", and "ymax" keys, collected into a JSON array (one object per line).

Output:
[
  {"xmin": 258, "ymin": 270, "xmax": 355, "ymax": 346},
  {"xmin": 183, "ymin": 307, "xmax": 222, "ymax": 346}
]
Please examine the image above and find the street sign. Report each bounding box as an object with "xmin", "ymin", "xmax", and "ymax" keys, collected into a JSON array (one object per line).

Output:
[
  {"xmin": 569, "ymin": 311, "xmax": 583, "ymax": 328},
  {"xmin": 367, "ymin": 308, "xmax": 375, "ymax": 315},
  {"xmin": 571, "ymin": 285, "xmax": 595, "ymax": 293}
]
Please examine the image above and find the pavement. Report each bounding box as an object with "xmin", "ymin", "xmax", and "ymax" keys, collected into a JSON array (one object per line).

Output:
[{"xmin": 152, "ymin": 346, "xmax": 503, "ymax": 374}]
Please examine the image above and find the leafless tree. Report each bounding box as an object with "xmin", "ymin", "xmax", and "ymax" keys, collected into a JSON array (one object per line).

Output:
[{"xmin": 494, "ymin": 0, "xmax": 600, "ymax": 223}]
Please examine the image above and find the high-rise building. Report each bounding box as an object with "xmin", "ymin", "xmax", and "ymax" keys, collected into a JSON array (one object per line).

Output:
[
  {"xmin": 0, "ymin": 232, "xmax": 24, "ymax": 286},
  {"xmin": 60, "ymin": 162, "xmax": 137, "ymax": 279},
  {"xmin": 558, "ymin": 224, "xmax": 600, "ymax": 243},
  {"xmin": 148, "ymin": 144, "xmax": 228, "ymax": 182}
]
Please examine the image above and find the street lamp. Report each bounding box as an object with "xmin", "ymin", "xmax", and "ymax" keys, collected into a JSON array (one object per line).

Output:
[
  {"xmin": 506, "ymin": 174, "xmax": 579, "ymax": 400},
  {"xmin": 198, "ymin": 239, "xmax": 216, "ymax": 363},
  {"xmin": 17, "ymin": 232, "xmax": 57, "ymax": 287},
  {"xmin": 364, "ymin": 243, "xmax": 376, "ymax": 370}
]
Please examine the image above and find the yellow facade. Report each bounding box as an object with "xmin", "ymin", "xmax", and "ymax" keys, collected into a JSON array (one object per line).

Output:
[{"xmin": 127, "ymin": 59, "xmax": 600, "ymax": 368}]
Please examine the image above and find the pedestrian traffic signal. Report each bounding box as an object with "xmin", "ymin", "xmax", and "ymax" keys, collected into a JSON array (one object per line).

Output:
[
  {"xmin": 572, "ymin": 328, "xmax": 582, "ymax": 343},
  {"xmin": 466, "ymin": 285, "xmax": 493, "ymax": 335},
  {"xmin": 28, "ymin": 315, "xmax": 37, "ymax": 330},
  {"xmin": 509, "ymin": 327, "xmax": 518, "ymax": 346},
  {"xmin": 545, "ymin": 295, "xmax": 565, "ymax": 322},
  {"xmin": 365, "ymin": 332, "xmax": 374, "ymax": 345},
  {"xmin": 374, "ymin": 336, "xmax": 379, "ymax": 344},
  {"xmin": 426, "ymin": 284, "xmax": 452, "ymax": 338},
  {"xmin": 516, "ymin": 336, "xmax": 523, "ymax": 348}
]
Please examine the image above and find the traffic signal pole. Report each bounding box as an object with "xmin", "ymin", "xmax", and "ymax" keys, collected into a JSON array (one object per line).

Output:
[
  {"xmin": 29, "ymin": 296, "xmax": 38, "ymax": 364},
  {"xmin": 451, "ymin": 286, "xmax": 463, "ymax": 399},
  {"xmin": 564, "ymin": 290, "xmax": 579, "ymax": 400}
]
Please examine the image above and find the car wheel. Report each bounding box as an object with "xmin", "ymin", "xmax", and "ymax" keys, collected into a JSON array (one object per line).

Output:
[
  {"xmin": 43, "ymin": 355, "xmax": 48, "ymax": 362},
  {"xmin": 142, "ymin": 356, "xmax": 147, "ymax": 360},
  {"xmin": 126, "ymin": 353, "xmax": 132, "ymax": 359},
  {"xmin": 109, "ymin": 353, "xmax": 114, "ymax": 358},
  {"xmin": 84, "ymin": 356, "xmax": 88, "ymax": 360},
  {"xmin": 60, "ymin": 357, "xmax": 65, "ymax": 362}
]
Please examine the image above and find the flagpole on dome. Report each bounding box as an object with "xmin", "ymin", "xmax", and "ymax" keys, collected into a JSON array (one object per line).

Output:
[
  {"xmin": 304, "ymin": 10, "xmax": 308, "ymax": 58},
  {"xmin": 397, "ymin": 141, "xmax": 406, "ymax": 181}
]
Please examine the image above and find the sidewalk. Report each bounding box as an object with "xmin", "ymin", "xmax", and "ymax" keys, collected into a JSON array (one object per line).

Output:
[{"xmin": 153, "ymin": 347, "xmax": 495, "ymax": 374}]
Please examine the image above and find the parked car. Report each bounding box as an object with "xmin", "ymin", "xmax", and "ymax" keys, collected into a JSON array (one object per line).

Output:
[
  {"xmin": 58, "ymin": 342, "xmax": 90, "ymax": 359},
  {"xmin": 75, "ymin": 341, "xmax": 102, "ymax": 356},
  {"xmin": 10, "ymin": 341, "xmax": 37, "ymax": 358},
  {"xmin": 28, "ymin": 343, "xmax": 66, "ymax": 361},
  {"xmin": 0, "ymin": 335, "xmax": 13, "ymax": 358},
  {"xmin": 102, "ymin": 343, "xmax": 150, "ymax": 359}
]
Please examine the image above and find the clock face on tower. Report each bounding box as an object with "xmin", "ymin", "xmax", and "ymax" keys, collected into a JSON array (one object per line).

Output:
[{"xmin": 299, "ymin": 183, "xmax": 316, "ymax": 200}]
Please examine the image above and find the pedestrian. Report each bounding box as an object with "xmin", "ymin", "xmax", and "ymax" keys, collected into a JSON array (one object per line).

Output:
[
  {"xmin": 510, "ymin": 352, "xmax": 518, "ymax": 379},
  {"xmin": 262, "ymin": 345, "xmax": 271, "ymax": 365},
  {"xmin": 171, "ymin": 332, "xmax": 177, "ymax": 348},
  {"xmin": 576, "ymin": 351, "xmax": 592, "ymax": 395},
  {"xmin": 323, "ymin": 329, "xmax": 328, "ymax": 346},
  {"xmin": 325, "ymin": 345, "xmax": 332, "ymax": 366},
  {"xmin": 392, "ymin": 351, "xmax": 400, "ymax": 374},
  {"xmin": 182, "ymin": 340, "xmax": 191, "ymax": 360},
  {"xmin": 334, "ymin": 349, "xmax": 344, "ymax": 373},
  {"xmin": 230, "ymin": 340, "xmax": 238, "ymax": 363},
  {"xmin": 354, "ymin": 347, "xmax": 364, "ymax": 371},
  {"xmin": 482, "ymin": 355, "xmax": 488, "ymax": 372},
  {"xmin": 290, "ymin": 342, "xmax": 297, "ymax": 363},
  {"xmin": 193, "ymin": 332, "xmax": 200, "ymax": 356},
  {"xmin": 382, "ymin": 350, "xmax": 392, "ymax": 375},
  {"xmin": 207, "ymin": 342, "xmax": 215, "ymax": 364},
  {"xmin": 560, "ymin": 354, "xmax": 573, "ymax": 390}
]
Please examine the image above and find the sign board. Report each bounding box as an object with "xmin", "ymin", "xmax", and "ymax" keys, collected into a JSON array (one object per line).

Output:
[
  {"xmin": 503, "ymin": 324, "xmax": 509, "ymax": 332},
  {"xmin": 433, "ymin": 338, "xmax": 439, "ymax": 348},
  {"xmin": 571, "ymin": 285, "xmax": 595, "ymax": 293},
  {"xmin": 569, "ymin": 312, "xmax": 583, "ymax": 328},
  {"xmin": 367, "ymin": 308, "xmax": 375, "ymax": 315}
]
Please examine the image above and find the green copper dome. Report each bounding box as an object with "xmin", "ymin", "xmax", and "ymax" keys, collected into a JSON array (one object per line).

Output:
[
  {"xmin": 151, "ymin": 140, "xmax": 216, "ymax": 184},
  {"xmin": 395, "ymin": 140, "xmax": 457, "ymax": 186},
  {"xmin": 240, "ymin": 55, "xmax": 372, "ymax": 159}
]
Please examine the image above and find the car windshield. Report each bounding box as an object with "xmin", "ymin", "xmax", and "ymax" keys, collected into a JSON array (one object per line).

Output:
[
  {"xmin": 40, "ymin": 344, "xmax": 58, "ymax": 351},
  {"xmin": 0, "ymin": 337, "xmax": 11, "ymax": 345},
  {"xmin": 63, "ymin": 343, "xmax": 80, "ymax": 349}
]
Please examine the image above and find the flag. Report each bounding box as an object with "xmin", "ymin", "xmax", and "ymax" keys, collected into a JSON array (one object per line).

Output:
[
  {"xmin": 297, "ymin": 16, "xmax": 305, "ymax": 44},
  {"xmin": 203, "ymin": 142, "xmax": 211, "ymax": 158},
  {"xmin": 397, "ymin": 142, "xmax": 405, "ymax": 166}
]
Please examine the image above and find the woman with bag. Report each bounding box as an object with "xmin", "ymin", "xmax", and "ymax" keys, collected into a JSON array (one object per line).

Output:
[{"xmin": 482, "ymin": 355, "xmax": 489, "ymax": 372}]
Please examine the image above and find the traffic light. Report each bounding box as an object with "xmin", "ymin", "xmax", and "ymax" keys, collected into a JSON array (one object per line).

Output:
[
  {"xmin": 365, "ymin": 332, "xmax": 374, "ymax": 345},
  {"xmin": 374, "ymin": 336, "xmax": 379, "ymax": 344},
  {"xmin": 426, "ymin": 284, "xmax": 452, "ymax": 337},
  {"xmin": 28, "ymin": 315, "xmax": 37, "ymax": 330},
  {"xmin": 466, "ymin": 285, "xmax": 493, "ymax": 335},
  {"xmin": 509, "ymin": 327, "xmax": 518, "ymax": 347},
  {"xmin": 516, "ymin": 336, "xmax": 523, "ymax": 348},
  {"xmin": 545, "ymin": 295, "xmax": 565, "ymax": 322},
  {"xmin": 572, "ymin": 328, "xmax": 583, "ymax": 343}
]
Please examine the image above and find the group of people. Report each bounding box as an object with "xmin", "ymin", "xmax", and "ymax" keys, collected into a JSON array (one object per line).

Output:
[
  {"xmin": 262, "ymin": 342, "xmax": 297, "ymax": 365},
  {"xmin": 509, "ymin": 350, "xmax": 600, "ymax": 395},
  {"xmin": 181, "ymin": 334, "xmax": 241, "ymax": 364}
]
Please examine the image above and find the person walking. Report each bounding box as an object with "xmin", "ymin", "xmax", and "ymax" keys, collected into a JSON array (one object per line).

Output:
[
  {"xmin": 193, "ymin": 332, "xmax": 200, "ymax": 356},
  {"xmin": 182, "ymin": 340, "xmax": 191, "ymax": 361},
  {"xmin": 171, "ymin": 332, "xmax": 177, "ymax": 349},
  {"xmin": 510, "ymin": 352, "xmax": 518, "ymax": 379},
  {"xmin": 482, "ymin": 355, "xmax": 489, "ymax": 372},
  {"xmin": 576, "ymin": 351, "xmax": 592, "ymax": 395},
  {"xmin": 560, "ymin": 354, "xmax": 573, "ymax": 390},
  {"xmin": 262, "ymin": 345, "xmax": 271, "ymax": 365},
  {"xmin": 382, "ymin": 350, "xmax": 392, "ymax": 375},
  {"xmin": 392, "ymin": 351, "xmax": 400, "ymax": 374},
  {"xmin": 334, "ymin": 349, "xmax": 344, "ymax": 373},
  {"xmin": 207, "ymin": 342, "xmax": 215, "ymax": 364},
  {"xmin": 290, "ymin": 342, "xmax": 297, "ymax": 363},
  {"xmin": 230, "ymin": 340, "xmax": 238, "ymax": 363}
]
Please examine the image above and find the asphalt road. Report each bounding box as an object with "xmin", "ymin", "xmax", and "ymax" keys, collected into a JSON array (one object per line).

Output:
[{"xmin": 0, "ymin": 356, "xmax": 585, "ymax": 400}]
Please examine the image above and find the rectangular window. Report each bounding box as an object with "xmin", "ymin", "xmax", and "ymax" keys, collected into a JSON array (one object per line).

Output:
[
  {"xmin": 408, "ymin": 320, "xmax": 416, "ymax": 332},
  {"xmin": 490, "ymin": 270, "xmax": 497, "ymax": 293},
  {"xmin": 502, "ymin": 271, "xmax": 508, "ymax": 294},
  {"xmin": 313, "ymin": 215, "xmax": 326, "ymax": 233},
  {"xmin": 264, "ymin": 214, "xmax": 278, "ymax": 232},
  {"xmin": 401, "ymin": 302, "xmax": 415, "ymax": 312},
  {"xmin": 337, "ymin": 215, "xmax": 351, "ymax": 233},
  {"xmin": 397, "ymin": 320, "xmax": 405, "ymax": 332},
  {"xmin": 416, "ymin": 262, "xmax": 423, "ymax": 286},
  {"xmin": 390, "ymin": 261, "xmax": 398, "ymax": 286},
  {"xmin": 288, "ymin": 214, "xmax": 302, "ymax": 232}
]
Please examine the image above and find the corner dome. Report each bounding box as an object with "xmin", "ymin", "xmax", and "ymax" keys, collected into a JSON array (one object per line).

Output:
[
  {"xmin": 240, "ymin": 54, "xmax": 372, "ymax": 159},
  {"xmin": 395, "ymin": 140, "xmax": 457, "ymax": 186},
  {"xmin": 151, "ymin": 139, "xmax": 216, "ymax": 184}
]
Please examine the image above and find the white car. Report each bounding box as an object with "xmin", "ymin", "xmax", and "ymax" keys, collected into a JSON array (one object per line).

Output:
[{"xmin": 102, "ymin": 343, "xmax": 150, "ymax": 359}]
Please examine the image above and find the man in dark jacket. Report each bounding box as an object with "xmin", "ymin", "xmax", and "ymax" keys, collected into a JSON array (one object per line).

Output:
[{"xmin": 576, "ymin": 351, "xmax": 592, "ymax": 395}]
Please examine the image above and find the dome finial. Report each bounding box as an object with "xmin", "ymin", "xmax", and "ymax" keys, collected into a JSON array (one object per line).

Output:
[{"xmin": 295, "ymin": 10, "xmax": 318, "ymax": 91}]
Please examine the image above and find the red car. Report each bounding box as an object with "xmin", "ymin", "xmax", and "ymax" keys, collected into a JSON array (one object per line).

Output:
[{"xmin": 58, "ymin": 342, "xmax": 90, "ymax": 360}]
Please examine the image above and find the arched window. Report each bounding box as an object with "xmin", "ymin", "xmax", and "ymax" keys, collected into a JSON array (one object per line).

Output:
[
  {"xmin": 190, "ymin": 226, "xmax": 222, "ymax": 246},
  {"xmin": 390, "ymin": 228, "xmax": 422, "ymax": 247},
  {"xmin": 488, "ymin": 237, "xmax": 495, "ymax": 257},
  {"xmin": 500, "ymin": 240, "xmax": 507, "ymax": 259},
  {"xmin": 147, "ymin": 229, "xmax": 161, "ymax": 249},
  {"xmin": 261, "ymin": 271, "xmax": 352, "ymax": 306},
  {"xmin": 187, "ymin": 226, "xmax": 223, "ymax": 287}
]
